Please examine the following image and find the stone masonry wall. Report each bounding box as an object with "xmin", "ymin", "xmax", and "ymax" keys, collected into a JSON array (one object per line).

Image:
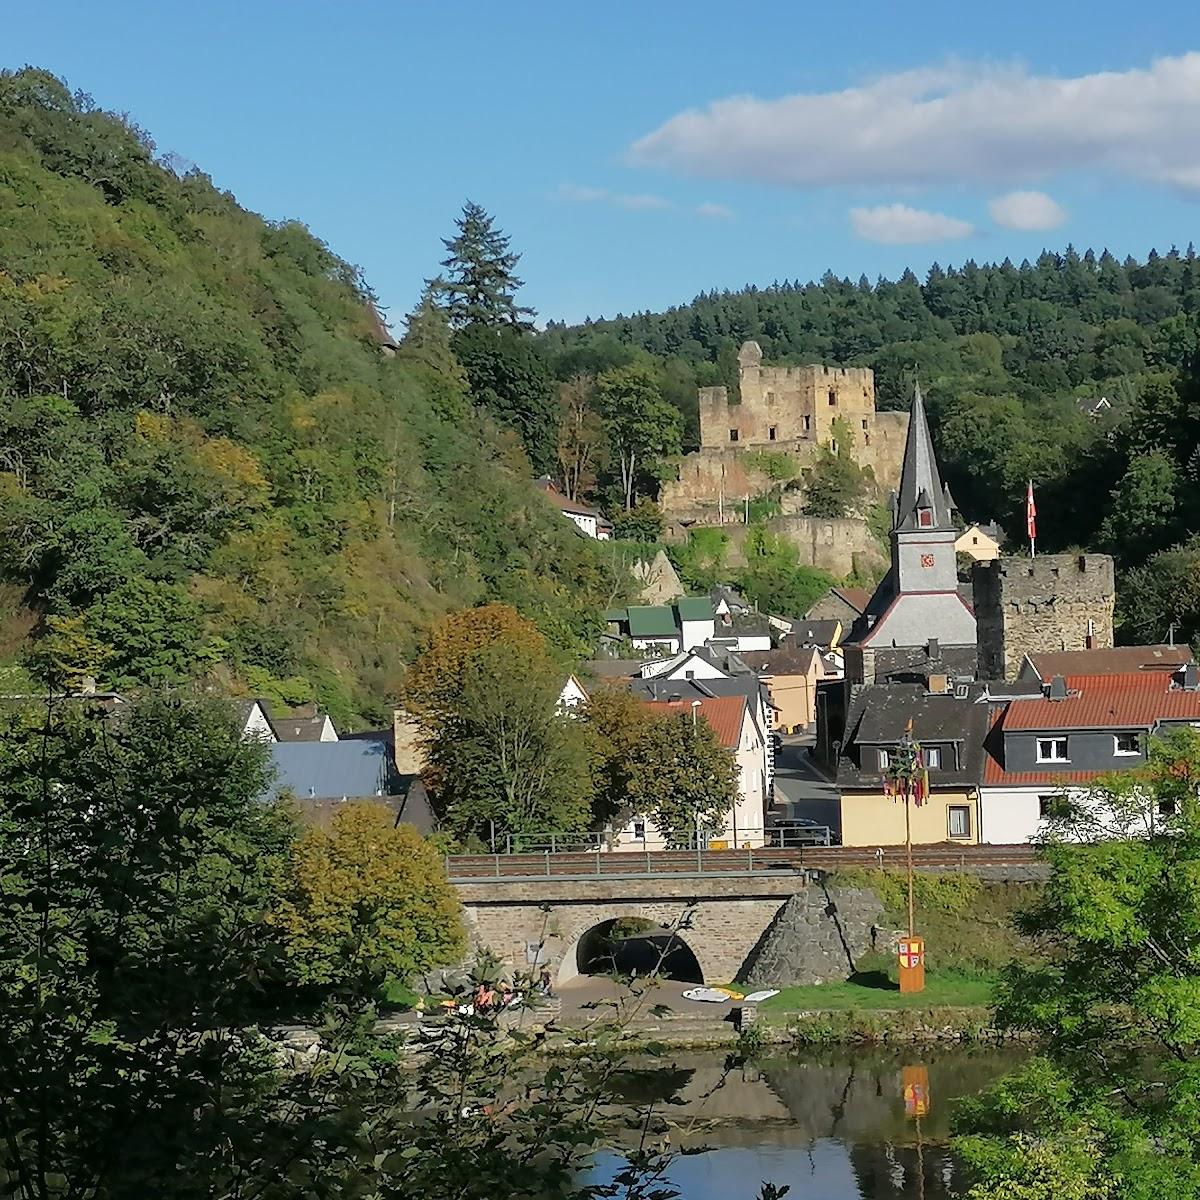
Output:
[
  {"xmin": 973, "ymin": 553, "xmax": 1115, "ymax": 680},
  {"xmin": 715, "ymin": 515, "xmax": 887, "ymax": 580},
  {"xmin": 738, "ymin": 884, "xmax": 885, "ymax": 986}
]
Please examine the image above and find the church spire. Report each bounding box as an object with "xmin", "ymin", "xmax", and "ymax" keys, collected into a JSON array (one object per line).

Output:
[{"xmin": 894, "ymin": 381, "xmax": 953, "ymax": 532}]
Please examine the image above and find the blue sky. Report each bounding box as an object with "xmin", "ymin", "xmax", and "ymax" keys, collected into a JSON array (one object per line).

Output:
[{"xmin": 8, "ymin": 2, "xmax": 1200, "ymax": 327}]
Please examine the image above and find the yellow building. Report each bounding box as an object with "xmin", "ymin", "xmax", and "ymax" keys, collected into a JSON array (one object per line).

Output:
[
  {"xmin": 955, "ymin": 522, "xmax": 1002, "ymax": 562},
  {"xmin": 834, "ymin": 680, "xmax": 989, "ymax": 847}
]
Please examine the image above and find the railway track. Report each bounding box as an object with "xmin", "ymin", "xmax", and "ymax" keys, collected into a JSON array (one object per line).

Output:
[{"xmin": 446, "ymin": 843, "xmax": 1041, "ymax": 881}]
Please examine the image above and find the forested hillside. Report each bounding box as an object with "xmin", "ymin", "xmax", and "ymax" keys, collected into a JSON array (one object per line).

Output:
[
  {"xmin": 542, "ymin": 249, "xmax": 1200, "ymax": 646},
  {"xmin": 0, "ymin": 69, "xmax": 619, "ymax": 725}
]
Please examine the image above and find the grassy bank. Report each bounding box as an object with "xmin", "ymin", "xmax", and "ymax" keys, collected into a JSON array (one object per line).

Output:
[{"xmin": 758, "ymin": 969, "xmax": 995, "ymax": 1014}]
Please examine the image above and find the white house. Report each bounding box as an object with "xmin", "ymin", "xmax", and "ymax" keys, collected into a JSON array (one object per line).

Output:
[
  {"xmin": 534, "ymin": 476, "xmax": 613, "ymax": 540},
  {"xmin": 612, "ymin": 692, "xmax": 768, "ymax": 851},
  {"xmin": 676, "ymin": 597, "xmax": 716, "ymax": 650},
  {"xmin": 637, "ymin": 649, "xmax": 731, "ymax": 682},
  {"xmin": 234, "ymin": 699, "xmax": 277, "ymax": 743},
  {"xmin": 557, "ymin": 674, "xmax": 588, "ymax": 711}
]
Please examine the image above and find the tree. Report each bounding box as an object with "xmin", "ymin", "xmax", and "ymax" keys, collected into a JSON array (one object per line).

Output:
[
  {"xmin": 585, "ymin": 691, "xmax": 738, "ymax": 847},
  {"xmin": 556, "ymin": 374, "xmax": 604, "ymax": 501},
  {"xmin": 405, "ymin": 604, "xmax": 593, "ymax": 840},
  {"xmin": 1097, "ymin": 451, "xmax": 1179, "ymax": 563},
  {"xmin": 736, "ymin": 524, "xmax": 834, "ymax": 616},
  {"xmin": 611, "ymin": 498, "xmax": 664, "ymax": 543},
  {"xmin": 400, "ymin": 278, "xmax": 468, "ymax": 387},
  {"xmin": 595, "ymin": 364, "xmax": 682, "ymax": 510},
  {"xmin": 271, "ymin": 801, "xmax": 464, "ymax": 986},
  {"xmin": 803, "ymin": 420, "xmax": 871, "ymax": 518},
  {"xmin": 454, "ymin": 323, "xmax": 558, "ymax": 472},
  {"xmin": 436, "ymin": 200, "xmax": 534, "ymax": 330},
  {"xmin": 954, "ymin": 728, "xmax": 1200, "ymax": 1196},
  {"xmin": 0, "ymin": 692, "xmax": 300, "ymax": 1198},
  {"xmin": 1117, "ymin": 534, "xmax": 1200, "ymax": 646}
]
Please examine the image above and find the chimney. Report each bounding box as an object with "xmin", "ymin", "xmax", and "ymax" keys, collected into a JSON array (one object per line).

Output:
[
  {"xmin": 1046, "ymin": 675, "xmax": 1068, "ymax": 700},
  {"xmin": 926, "ymin": 673, "xmax": 949, "ymax": 695},
  {"xmin": 1085, "ymin": 618, "xmax": 1095, "ymax": 650},
  {"xmin": 926, "ymin": 637, "xmax": 940, "ymax": 660}
]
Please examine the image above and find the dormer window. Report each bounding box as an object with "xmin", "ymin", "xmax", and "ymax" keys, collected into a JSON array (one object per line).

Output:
[{"xmin": 918, "ymin": 507, "xmax": 933, "ymax": 527}]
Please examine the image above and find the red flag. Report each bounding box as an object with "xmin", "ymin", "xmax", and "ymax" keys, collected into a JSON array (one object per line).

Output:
[{"xmin": 1026, "ymin": 480, "xmax": 1037, "ymax": 543}]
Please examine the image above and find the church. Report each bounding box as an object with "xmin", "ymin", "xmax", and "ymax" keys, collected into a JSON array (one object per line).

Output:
[{"xmin": 841, "ymin": 383, "xmax": 978, "ymax": 687}]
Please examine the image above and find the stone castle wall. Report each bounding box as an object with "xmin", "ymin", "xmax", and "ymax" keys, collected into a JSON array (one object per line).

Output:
[
  {"xmin": 706, "ymin": 515, "xmax": 887, "ymax": 580},
  {"xmin": 972, "ymin": 554, "xmax": 1115, "ymax": 680},
  {"xmin": 661, "ymin": 341, "xmax": 907, "ymax": 522}
]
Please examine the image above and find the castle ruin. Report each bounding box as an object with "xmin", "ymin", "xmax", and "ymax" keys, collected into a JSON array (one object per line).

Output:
[{"xmin": 660, "ymin": 341, "xmax": 909, "ymax": 523}]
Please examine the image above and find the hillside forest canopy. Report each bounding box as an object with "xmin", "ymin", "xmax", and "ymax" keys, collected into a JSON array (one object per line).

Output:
[
  {"xmin": 0, "ymin": 69, "xmax": 630, "ymax": 726},
  {"xmin": 4, "ymin": 66, "xmax": 1200, "ymax": 728}
]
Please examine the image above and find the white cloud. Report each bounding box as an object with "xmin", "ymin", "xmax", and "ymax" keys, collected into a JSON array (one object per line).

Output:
[
  {"xmin": 557, "ymin": 182, "xmax": 672, "ymax": 210},
  {"xmin": 988, "ymin": 190, "xmax": 1068, "ymax": 230},
  {"xmin": 695, "ymin": 201, "xmax": 734, "ymax": 219},
  {"xmin": 630, "ymin": 53, "xmax": 1200, "ymax": 193},
  {"xmin": 850, "ymin": 204, "xmax": 974, "ymax": 244}
]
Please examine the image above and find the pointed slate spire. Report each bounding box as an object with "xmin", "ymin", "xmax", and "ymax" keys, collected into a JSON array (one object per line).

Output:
[{"xmin": 894, "ymin": 381, "xmax": 953, "ymax": 531}]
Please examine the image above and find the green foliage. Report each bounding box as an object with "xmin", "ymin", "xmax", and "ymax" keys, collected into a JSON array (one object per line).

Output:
[
  {"xmin": 595, "ymin": 364, "xmax": 682, "ymax": 510},
  {"xmin": 746, "ymin": 450, "xmax": 798, "ymax": 483},
  {"xmin": 435, "ymin": 199, "xmax": 534, "ymax": 330},
  {"xmin": 0, "ymin": 70, "xmax": 616, "ymax": 723},
  {"xmin": 271, "ymin": 800, "xmax": 465, "ymax": 987},
  {"xmin": 611, "ymin": 497, "xmax": 665, "ymax": 543},
  {"xmin": 736, "ymin": 524, "xmax": 834, "ymax": 617},
  {"xmin": 803, "ymin": 420, "xmax": 872, "ymax": 517},
  {"xmin": 668, "ymin": 527, "xmax": 729, "ymax": 592},
  {"xmin": 1118, "ymin": 533, "xmax": 1200, "ymax": 646},
  {"xmin": 955, "ymin": 730, "xmax": 1200, "ymax": 1194}
]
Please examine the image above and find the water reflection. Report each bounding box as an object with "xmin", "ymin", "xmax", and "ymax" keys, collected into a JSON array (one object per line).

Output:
[{"xmin": 595, "ymin": 1045, "xmax": 1025, "ymax": 1200}]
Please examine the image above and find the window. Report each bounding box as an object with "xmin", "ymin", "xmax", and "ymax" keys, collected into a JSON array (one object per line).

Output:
[
  {"xmin": 768, "ymin": 425, "xmax": 777, "ymax": 441},
  {"xmin": 830, "ymin": 439, "xmax": 838, "ymax": 454},
  {"xmin": 877, "ymin": 748, "xmax": 891, "ymax": 769},
  {"xmin": 1036, "ymin": 737, "xmax": 1069, "ymax": 763},
  {"xmin": 729, "ymin": 428, "xmax": 739, "ymax": 443},
  {"xmin": 1159, "ymin": 799, "xmax": 1177, "ymax": 817},
  {"xmin": 766, "ymin": 390, "xmax": 776, "ymax": 404},
  {"xmin": 948, "ymin": 805, "xmax": 971, "ymax": 839},
  {"xmin": 862, "ymin": 418, "xmax": 869, "ymax": 430},
  {"xmin": 1038, "ymin": 795, "xmax": 1056, "ymax": 818},
  {"xmin": 632, "ymin": 818, "xmax": 647, "ymax": 841},
  {"xmin": 924, "ymin": 746, "xmax": 941, "ymax": 769},
  {"xmin": 802, "ymin": 415, "xmax": 812, "ymax": 433},
  {"xmin": 918, "ymin": 508, "xmax": 933, "ymax": 528},
  {"xmin": 828, "ymin": 388, "xmax": 837, "ymax": 406},
  {"xmin": 971, "ymin": 536, "xmax": 979, "ymax": 545},
  {"xmin": 1114, "ymin": 733, "xmax": 1140, "ymax": 756}
]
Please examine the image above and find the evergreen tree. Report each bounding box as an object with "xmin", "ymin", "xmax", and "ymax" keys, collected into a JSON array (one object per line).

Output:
[{"xmin": 436, "ymin": 200, "xmax": 534, "ymax": 330}]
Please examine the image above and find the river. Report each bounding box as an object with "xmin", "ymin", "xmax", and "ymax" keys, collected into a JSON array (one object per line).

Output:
[{"xmin": 590, "ymin": 1044, "xmax": 1026, "ymax": 1199}]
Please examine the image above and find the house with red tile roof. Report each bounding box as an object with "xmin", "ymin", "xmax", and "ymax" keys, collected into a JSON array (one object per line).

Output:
[
  {"xmin": 980, "ymin": 662, "xmax": 1200, "ymax": 842},
  {"xmin": 610, "ymin": 692, "xmax": 769, "ymax": 851}
]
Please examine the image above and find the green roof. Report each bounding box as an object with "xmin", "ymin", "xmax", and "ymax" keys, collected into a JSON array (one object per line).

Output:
[
  {"xmin": 675, "ymin": 597, "xmax": 715, "ymax": 622},
  {"xmin": 626, "ymin": 605, "xmax": 680, "ymax": 638},
  {"xmin": 604, "ymin": 608, "xmax": 629, "ymax": 623}
]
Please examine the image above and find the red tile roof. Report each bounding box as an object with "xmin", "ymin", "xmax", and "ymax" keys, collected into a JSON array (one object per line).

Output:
[
  {"xmin": 644, "ymin": 693, "xmax": 748, "ymax": 749},
  {"xmin": 982, "ymin": 704, "xmax": 1115, "ymax": 788},
  {"xmin": 534, "ymin": 477, "xmax": 607, "ymax": 521},
  {"xmin": 1026, "ymin": 645, "xmax": 1192, "ymax": 679},
  {"xmin": 1003, "ymin": 671, "xmax": 1200, "ymax": 732}
]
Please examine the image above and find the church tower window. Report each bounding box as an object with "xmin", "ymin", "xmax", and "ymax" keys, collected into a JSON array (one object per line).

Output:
[{"xmin": 918, "ymin": 507, "xmax": 933, "ymax": 528}]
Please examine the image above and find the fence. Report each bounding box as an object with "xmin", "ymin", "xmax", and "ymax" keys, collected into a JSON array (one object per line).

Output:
[{"xmin": 501, "ymin": 825, "xmax": 834, "ymax": 855}]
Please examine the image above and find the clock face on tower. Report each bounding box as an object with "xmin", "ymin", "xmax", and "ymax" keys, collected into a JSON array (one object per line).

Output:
[{"xmin": 920, "ymin": 553, "xmax": 936, "ymax": 568}]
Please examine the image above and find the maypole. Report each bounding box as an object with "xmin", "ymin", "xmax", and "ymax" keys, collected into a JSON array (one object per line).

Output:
[{"xmin": 883, "ymin": 719, "xmax": 927, "ymax": 993}]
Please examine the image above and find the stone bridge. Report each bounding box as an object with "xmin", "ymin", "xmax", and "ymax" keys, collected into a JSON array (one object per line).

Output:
[{"xmin": 453, "ymin": 872, "xmax": 885, "ymax": 987}]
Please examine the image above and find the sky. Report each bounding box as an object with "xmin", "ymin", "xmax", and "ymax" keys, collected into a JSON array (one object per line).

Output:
[{"xmin": 8, "ymin": 2, "xmax": 1200, "ymax": 328}]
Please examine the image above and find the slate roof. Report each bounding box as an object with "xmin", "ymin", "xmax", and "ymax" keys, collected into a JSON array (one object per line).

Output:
[
  {"xmin": 982, "ymin": 705, "xmax": 1116, "ymax": 789},
  {"xmin": 268, "ymin": 738, "xmax": 392, "ymax": 801},
  {"xmin": 832, "ymin": 587, "xmax": 872, "ymax": 614},
  {"xmin": 1023, "ymin": 645, "xmax": 1193, "ymax": 680},
  {"xmin": 676, "ymin": 596, "xmax": 715, "ymax": 622},
  {"xmin": 836, "ymin": 682, "xmax": 991, "ymax": 790},
  {"xmin": 583, "ymin": 658, "xmax": 643, "ymax": 679},
  {"xmin": 737, "ymin": 646, "xmax": 822, "ymax": 676},
  {"xmin": 626, "ymin": 605, "xmax": 680, "ymax": 638},
  {"xmin": 786, "ymin": 619, "xmax": 840, "ymax": 648},
  {"xmin": 894, "ymin": 383, "xmax": 954, "ymax": 532},
  {"xmin": 644, "ymin": 693, "xmax": 748, "ymax": 749},
  {"xmin": 1002, "ymin": 671, "xmax": 1200, "ymax": 732}
]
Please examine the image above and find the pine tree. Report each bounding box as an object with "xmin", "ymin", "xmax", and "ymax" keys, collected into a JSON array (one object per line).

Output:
[
  {"xmin": 401, "ymin": 278, "xmax": 467, "ymax": 386},
  {"xmin": 435, "ymin": 201, "xmax": 534, "ymax": 331}
]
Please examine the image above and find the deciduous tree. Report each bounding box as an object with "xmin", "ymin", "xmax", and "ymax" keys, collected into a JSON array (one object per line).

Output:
[{"xmin": 595, "ymin": 364, "xmax": 682, "ymax": 510}]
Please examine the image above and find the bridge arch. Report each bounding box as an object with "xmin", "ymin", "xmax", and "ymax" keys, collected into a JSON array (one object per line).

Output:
[
  {"xmin": 570, "ymin": 918, "xmax": 704, "ymax": 985},
  {"xmin": 555, "ymin": 902, "xmax": 702, "ymax": 987}
]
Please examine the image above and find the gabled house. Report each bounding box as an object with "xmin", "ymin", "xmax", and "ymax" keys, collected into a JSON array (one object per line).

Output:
[
  {"xmin": 737, "ymin": 645, "xmax": 825, "ymax": 733},
  {"xmin": 269, "ymin": 703, "xmax": 339, "ymax": 742},
  {"xmin": 605, "ymin": 597, "xmax": 716, "ymax": 653},
  {"xmin": 955, "ymin": 522, "xmax": 1003, "ymax": 562},
  {"xmin": 1018, "ymin": 645, "xmax": 1193, "ymax": 682},
  {"xmin": 637, "ymin": 648, "xmax": 733, "ymax": 682},
  {"xmin": 234, "ymin": 698, "xmax": 276, "ymax": 743},
  {"xmin": 558, "ymin": 674, "xmax": 588, "ymax": 710},
  {"xmin": 836, "ymin": 678, "xmax": 991, "ymax": 847},
  {"xmin": 980, "ymin": 665, "xmax": 1200, "ymax": 843},
  {"xmin": 534, "ymin": 476, "xmax": 613, "ymax": 540},
  {"xmin": 612, "ymin": 693, "xmax": 768, "ymax": 850}
]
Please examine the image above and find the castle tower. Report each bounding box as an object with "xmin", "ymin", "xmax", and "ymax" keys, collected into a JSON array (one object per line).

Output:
[
  {"xmin": 972, "ymin": 554, "xmax": 1115, "ymax": 680},
  {"xmin": 842, "ymin": 384, "xmax": 977, "ymax": 684}
]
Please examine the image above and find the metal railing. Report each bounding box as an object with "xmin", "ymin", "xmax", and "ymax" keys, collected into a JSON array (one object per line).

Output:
[{"xmin": 501, "ymin": 825, "xmax": 834, "ymax": 855}]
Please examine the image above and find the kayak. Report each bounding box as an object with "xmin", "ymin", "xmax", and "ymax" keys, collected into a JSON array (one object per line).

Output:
[
  {"xmin": 713, "ymin": 987, "xmax": 744, "ymax": 1000},
  {"xmin": 741, "ymin": 989, "xmax": 780, "ymax": 1004},
  {"xmin": 681, "ymin": 987, "xmax": 733, "ymax": 1003}
]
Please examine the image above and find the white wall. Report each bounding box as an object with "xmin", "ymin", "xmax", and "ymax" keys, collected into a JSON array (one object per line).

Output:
[
  {"xmin": 640, "ymin": 654, "xmax": 728, "ymax": 681},
  {"xmin": 566, "ymin": 511, "xmax": 598, "ymax": 538},
  {"xmin": 979, "ymin": 788, "xmax": 1044, "ymax": 844},
  {"xmin": 557, "ymin": 676, "xmax": 588, "ymax": 710},
  {"xmin": 318, "ymin": 715, "xmax": 338, "ymax": 742},
  {"xmin": 241, "ymin": 704, "xmax": 277, "ymax": 743},
  {"xmin": 632, "ymin": 635, "xmax": 682, "ymax": 652},
  {"xmin": 680, "ymin": 618, "xmax": 716, "ymax": 651},
  {"xmin": 733, "ymin": 634, "xmax": 772, "ymax": 652}
]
